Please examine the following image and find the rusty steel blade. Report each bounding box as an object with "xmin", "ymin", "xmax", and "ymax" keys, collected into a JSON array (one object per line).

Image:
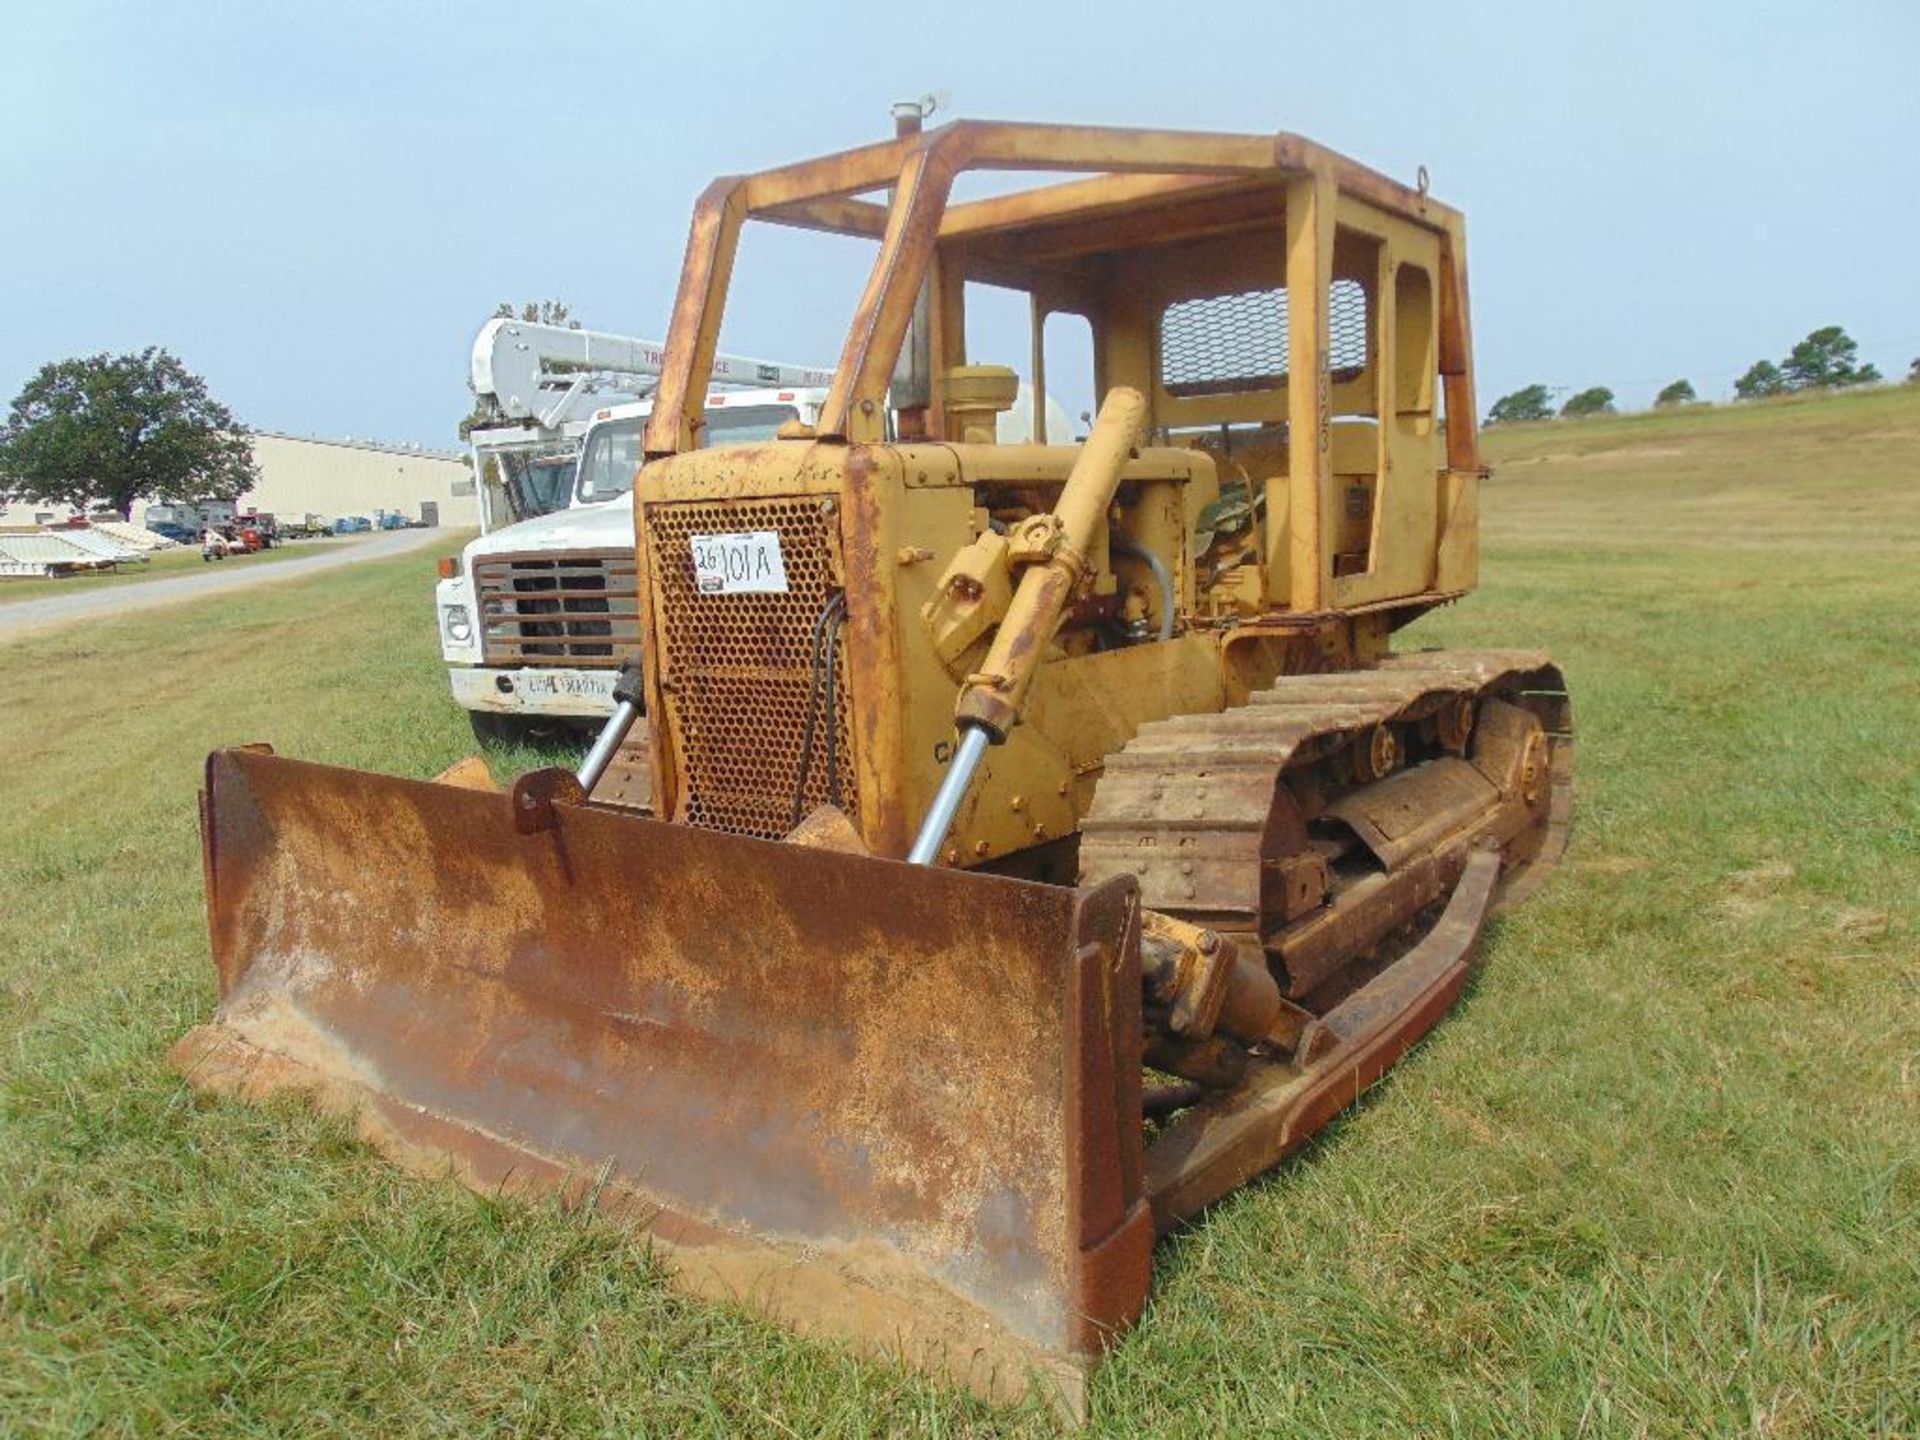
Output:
[{"xmin": 172, "ymin": 747, "xmax": 1151, "ymax": 1413}]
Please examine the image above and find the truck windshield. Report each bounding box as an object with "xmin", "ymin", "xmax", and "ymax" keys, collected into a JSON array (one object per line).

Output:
[
  {"xmin": 507, "ymin": 452, "xmax": 577, "ymax": 519},
  {"xmin": 575, "ymin": 404, "xmax": 801, "ymax": 503}
]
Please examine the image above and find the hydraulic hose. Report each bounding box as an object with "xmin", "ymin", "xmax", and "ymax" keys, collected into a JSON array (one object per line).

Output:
[{"xmin": 1110, "ymin": 534, "xmax": 1174, "ymax": 642}]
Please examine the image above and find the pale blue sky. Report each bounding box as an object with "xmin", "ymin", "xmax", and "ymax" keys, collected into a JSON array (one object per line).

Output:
[{"xmin": 3, "ymin": 1, "xmax": 1915, "ymax": 446}]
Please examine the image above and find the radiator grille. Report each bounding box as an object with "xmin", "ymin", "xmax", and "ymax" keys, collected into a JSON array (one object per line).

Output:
[
  {"xmin": 474, "ymin": 550, "xmax": 639, "ymax": 667},
  {"xmin": 645, "ymin": 496, "xmax": 855, "ymax": 839}
]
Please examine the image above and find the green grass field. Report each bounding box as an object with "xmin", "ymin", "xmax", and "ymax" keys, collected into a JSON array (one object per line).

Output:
[
  {"xmin": 3, "ymin": 387, "xmax": 1916, "ymax": 1436},
  {"xmin": 0, "ymin": 538, "xmax": 325, "ymax": 606}
]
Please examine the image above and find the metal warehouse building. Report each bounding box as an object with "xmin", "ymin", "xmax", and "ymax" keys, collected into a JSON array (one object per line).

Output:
[
  {"xmin": 112, "ymin": 431, "xmax": 476, "ymax": 530},
  {"xmin": 225, "ymin": 432, "xmax": 476, "ymax": 528}
]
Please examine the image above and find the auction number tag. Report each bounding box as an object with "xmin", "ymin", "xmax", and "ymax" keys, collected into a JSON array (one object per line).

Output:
[{"xmin": 691, "ymin": 530, "xmax": 789, "ymax": 594}]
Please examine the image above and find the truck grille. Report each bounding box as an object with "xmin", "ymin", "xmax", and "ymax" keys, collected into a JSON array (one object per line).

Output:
[
  {"xmin": 644, "ymin": 497, "xmax": 855, "ymax": 839},
  {"xmin": 474, "ymin": 550, "xmax": 640, "ymax": 668}
]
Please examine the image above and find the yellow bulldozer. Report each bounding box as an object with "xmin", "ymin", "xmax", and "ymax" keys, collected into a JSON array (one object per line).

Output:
[{"xmin": 174, "ymin": 120, "xmax": 1572, "ymax": 1415}]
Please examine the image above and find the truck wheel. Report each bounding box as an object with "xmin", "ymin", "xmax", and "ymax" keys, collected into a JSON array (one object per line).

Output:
[{"xmin": 467, "ymin": 712, "xmax": 587, "ymax": 749}]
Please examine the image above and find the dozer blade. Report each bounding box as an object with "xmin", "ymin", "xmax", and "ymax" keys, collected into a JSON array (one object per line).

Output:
[{"xmin": 172, "ymin": 747, "xmax": 1152, "ymax": 1414}]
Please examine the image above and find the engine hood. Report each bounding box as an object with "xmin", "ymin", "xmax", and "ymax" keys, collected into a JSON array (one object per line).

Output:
[{"xmin": 465, "ymin": 494, "xmax": 635, "ymax": 559}]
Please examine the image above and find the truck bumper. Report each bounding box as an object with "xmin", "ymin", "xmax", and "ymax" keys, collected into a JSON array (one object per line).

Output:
[{"xmin": 448, "ymin": 666, "xmax": 618, "ymax": 718}]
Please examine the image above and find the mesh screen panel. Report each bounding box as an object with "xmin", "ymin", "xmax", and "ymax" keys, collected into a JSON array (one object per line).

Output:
[
  {"xmin": 1160, "ymin": 280, "xmax": 1368, "ymax": 397},
  {"xmin": 646, "ymin": 497, "xmax": 856, "ymax": 839},
  {"xmin": 1328, "ymin": 280, "xmax": 1368, "ymax": 375}
]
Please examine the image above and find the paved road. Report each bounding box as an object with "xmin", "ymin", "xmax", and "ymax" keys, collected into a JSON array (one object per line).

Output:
[{"xmin": 0, "ymin": 529, "xmax": 445, "ymax": 641}]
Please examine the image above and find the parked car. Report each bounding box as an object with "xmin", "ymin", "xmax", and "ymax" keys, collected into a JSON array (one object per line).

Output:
[
  {"xmin": 148, "ymin": 521, "xmax": 199, "ymax": 544},
  {"xmin": 235, "ymin": 514, "xmax": 279, "ymax": 548},
  {"xmin": 334, "ymin": 516, "xmax": 373, "ymax": 535}
]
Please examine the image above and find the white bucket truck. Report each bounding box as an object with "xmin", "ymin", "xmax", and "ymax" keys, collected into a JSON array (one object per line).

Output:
[
  {"xmin": 441, "ymin": 320, "xmax": 1069, "ymax": 742},
  {"xmin": 440, "ymin": 320, "xmax": 833, "ymax": 741}
]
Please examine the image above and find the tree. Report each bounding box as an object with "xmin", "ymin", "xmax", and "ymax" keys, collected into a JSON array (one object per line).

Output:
[
  {"xmin": 1781, "ymin": 325, "xmax": 1879, "ymax": 390},
  {"xmin": 0, "ymin": 348, "xmax": 256, "ymax": 517},
  {"xmin": 459, "ymin": 400, "xmax": 493, "ymax": 442},
  {"xmin": 1560, "ymin": 386, "xmax": 1616, "ymax": 419},
  {"xmin": 1655, "ymin": 379, "xmax": 1697, "ymax": 407},
  {"xmin": 497, "ymin": 299, "xmax": 578, "ymax": 329},
  {"xmin": 1734, "ymin": 360, "xmax": 1788, "ymax": 400},
  {"xmin": 1486, "ymin": 383, "xmax": 1554, "ymax": 425}
]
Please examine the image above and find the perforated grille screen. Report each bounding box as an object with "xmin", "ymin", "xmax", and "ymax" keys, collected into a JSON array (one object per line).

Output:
[
  {"xmin": 645, "ymin": 496, "xmax": 856, "ymax": 839},
  {"xmin": 1160, "ymin": 279, "xmax": 1368, "ymax": 397}
]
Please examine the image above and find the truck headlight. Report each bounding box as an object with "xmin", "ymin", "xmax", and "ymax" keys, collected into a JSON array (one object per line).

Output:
[{"xmin": 443, "ymin": 604, "xmax": 473, "ymax": 644}]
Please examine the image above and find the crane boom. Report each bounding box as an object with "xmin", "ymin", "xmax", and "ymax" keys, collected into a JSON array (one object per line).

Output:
[{"xmin": 471, "ymin": 318, "xmax": 833, "ymax": 427}]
